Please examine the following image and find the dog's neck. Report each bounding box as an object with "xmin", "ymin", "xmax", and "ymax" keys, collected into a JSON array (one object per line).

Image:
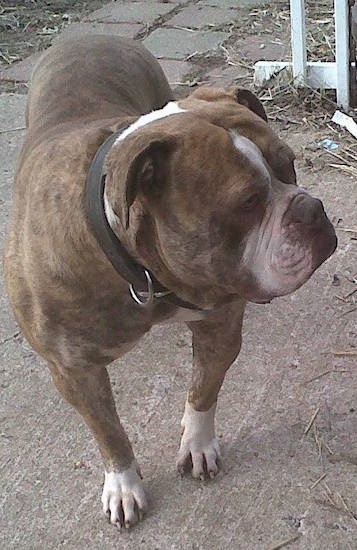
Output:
[{"xmin": 86, "ymin": 101, "xmax": 205, "ymax": 310}]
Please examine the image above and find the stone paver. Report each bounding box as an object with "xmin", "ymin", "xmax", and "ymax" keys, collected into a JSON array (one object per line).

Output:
[
  {"xmin": 84, "ymin": 0, "xmax": 176, "ymax": 24},
  {"xmin": 159, "ymin": 59, "xmax": 193, "ymax": 86},
  {"xmin": 205, "ymin": 64, "xmax": 250, "ymax": 87},
  {"xmin": 143, "ymin": 28, "xmax": 227, "ymax": 59},
  {"xmin": 0, "ymin": 53, "xmax": 41, "ymax": 83},
  {"xmin": 60, "ymin": 21, "xmax": 143, "ymax": 40},
  {"xmin": 167, "ymin": 5, "xmax": 235, "ymax": 29},
  {"xmin": 198, "ymin": 0, "xmax": 268, "ymax": 7}
]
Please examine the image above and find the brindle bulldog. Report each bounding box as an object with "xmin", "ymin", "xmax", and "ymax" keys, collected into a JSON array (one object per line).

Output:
[{"xmin": 4, "ymin": 35, "xmax": 337, "ymax": 529}]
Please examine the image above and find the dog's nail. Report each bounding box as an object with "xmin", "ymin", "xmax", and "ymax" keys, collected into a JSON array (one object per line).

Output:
[
  {"xmin": 112, "ymin": 518, "xmax": 121, "ymax": 529},
  {"xmin": 199, "ymin": 473, "xmax": 205, "ymax": 481},
  {"xmin": 209, "ymin": 470, "xmax": 216, "ymax": 479}
]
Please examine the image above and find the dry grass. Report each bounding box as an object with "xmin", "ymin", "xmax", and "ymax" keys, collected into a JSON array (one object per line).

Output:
[
  {"xmin": 317, "ymin": 482, "xmax": 357, "ymax": 523},
  {"xmin": 0, "ymin": 0, "xmax": 104, "ymax": 64},
  {"xmin": 226, "ymin": 0, "xmax": 335, "ymax": 62},
  {"xmin": 268, "ymin": 534, "xmax": 301, "ymax": 550},
  {"xmin": 304, "ymin": 0, "xmax": 335, "ymax": 62},
  {"xmin": 306, "ymin": 419, "xmax": 357, "ymax": 525},
  {"xmin": 303, "ymin": 407, "xmax": 320, "ymax": 436}
]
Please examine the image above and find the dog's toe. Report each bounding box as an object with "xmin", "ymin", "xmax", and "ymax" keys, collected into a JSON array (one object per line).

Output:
[
  {"xmin": 177, "ymin": 438, "xmax": 222, "ymax": 480},
  {"xmin": 204, "ymin": 446, "xmax": 221, "ymax": 478},
  {"xmin": 177, "ymin": 401, "xmax": 222, "ymax": 480},
  {"xmin": 101, "ymin": 461, "xmax": 148, "ymax": 529}
]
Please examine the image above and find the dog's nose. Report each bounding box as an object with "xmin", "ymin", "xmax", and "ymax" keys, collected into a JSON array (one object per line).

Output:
[{"xmin": 289, "ymin": 194, "xmax": 326, "ymax": 226}]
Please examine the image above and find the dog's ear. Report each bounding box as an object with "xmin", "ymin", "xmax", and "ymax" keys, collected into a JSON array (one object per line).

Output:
[
  {"xmin": 105, "ymin": 132, "xmax": 177, "ymax": 229},
  {"xmin": 268, "ymin": 142, "xmax": 297, "ymax": 185},
  {"xmin": 185, "ymin": 86, "xmax": 268, "ymax": 122},
  {"xmin": 231, "ymin": 88, "xmax": 268, "ymax": 122}
]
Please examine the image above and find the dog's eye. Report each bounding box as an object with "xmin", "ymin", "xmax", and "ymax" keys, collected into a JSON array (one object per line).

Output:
[{"xmin": 241, "ymin": 193, "xmax": 260, "ymax": 210}]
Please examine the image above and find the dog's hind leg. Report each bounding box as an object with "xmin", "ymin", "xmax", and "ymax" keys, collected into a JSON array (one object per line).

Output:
[
  {"xmin": 48, "ymin": 363, "xmax": 147, "ymax": 528},
  {"xmin": 177, "ymin": 299, "xmax": 245, "ymax": 480}
]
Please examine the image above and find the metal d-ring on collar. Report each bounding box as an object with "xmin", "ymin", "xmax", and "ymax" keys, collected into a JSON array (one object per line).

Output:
[
  {"xmin": 129, "ymin": 269, "xmax": 154, "ymax": 306},
  {"xmin": 129, "ymin": 271, "xmax": 174, "ymax": 306}
]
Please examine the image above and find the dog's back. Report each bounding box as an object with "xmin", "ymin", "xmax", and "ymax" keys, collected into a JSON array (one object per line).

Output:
[
  {"xmin": 26, "ymin": 35, "xmax": 173, "ymax": 133},
  {"xmin": 5, "ymin": 35, "xmax": 174, "ymax": 353}
]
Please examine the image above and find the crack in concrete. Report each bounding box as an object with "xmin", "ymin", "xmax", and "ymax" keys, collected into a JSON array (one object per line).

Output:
[
  {"xmin": 135, "ymin": 0, "xmax": 201, "ymax": 41},
  {"xmin": 0, "ymin": 331, "xmax": 20, "ymax": 346}
]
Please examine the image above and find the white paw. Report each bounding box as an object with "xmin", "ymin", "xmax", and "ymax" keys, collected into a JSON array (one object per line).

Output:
[
  {"xmin": 101, "ymin": 461, "xmax": 148, "ymax": 528},
  {"xmin": 176, "ymin": 400, "xmax": 222, "ymax": 480}
]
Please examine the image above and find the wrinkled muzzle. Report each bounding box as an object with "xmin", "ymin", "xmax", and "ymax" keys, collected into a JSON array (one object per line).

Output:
[{"xmin": 247, "ymin": 191, "xmax": 337, "ymax": 303}]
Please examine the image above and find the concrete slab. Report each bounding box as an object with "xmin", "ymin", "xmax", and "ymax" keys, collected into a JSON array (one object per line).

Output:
[
  {"xmin": 0, "ymin": 53, "xmax": 41, "ymax": 83},
  {"xmin": 84, "ymin": 1, "xmax": 175, "ymax": 24},
  {"xmin": 198, "ymin": 0, "xmax": 268, "ymax": 7},
  {"xmin": 205, "ymin": 64, "xmax": 250, "ymax": 87},
  {"xmin": 60, "ymin": 21, "xmax": 143, "ymax": 40},
  {"xmin": 167, "ymin": 5, "xmax": 235, "ymax": 29},
  {"xmin": 0, "ymin": 93, "xmax": 27, "ymax": 341},
  {"xmin": 143, "ymin": 28, "xmax": 227, "ymax": 59}
]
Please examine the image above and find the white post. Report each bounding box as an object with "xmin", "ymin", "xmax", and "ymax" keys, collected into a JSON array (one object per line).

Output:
[
  {"xmin": 290, "ymin": 0, "xmax": 307, "ymax": 82},
  {"xmin": 335, "ymin": 0, "xmax": 350, "ymax": 109},
  {"xmin": 254, "ymin": 0, "xmax": 351, "ymax": 110}
]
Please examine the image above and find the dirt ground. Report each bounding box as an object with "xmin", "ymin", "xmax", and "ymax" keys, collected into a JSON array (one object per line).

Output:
[{"xmin": 0, "ymin": 1, "xmax": 107, "ymax": 64}]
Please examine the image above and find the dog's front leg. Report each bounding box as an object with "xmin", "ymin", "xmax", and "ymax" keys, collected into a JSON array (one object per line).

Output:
[
  {"xmin": 48, "ymin": 363, "xmax": 147, "ymax": 528},
  {"xmin": 177, "ymin": 299, "xmax": 245, "ymax": 479}
]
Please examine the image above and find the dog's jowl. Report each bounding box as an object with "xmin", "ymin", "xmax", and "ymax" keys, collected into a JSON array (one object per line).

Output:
[{"xmin": 4, "ymin": 35, "xmax": 337, "ymax": 528}]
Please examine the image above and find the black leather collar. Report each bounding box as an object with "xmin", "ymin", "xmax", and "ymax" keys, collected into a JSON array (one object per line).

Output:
[{"xmin": 85, "ymin": 129, "xmax": 201, "ymax": 310}]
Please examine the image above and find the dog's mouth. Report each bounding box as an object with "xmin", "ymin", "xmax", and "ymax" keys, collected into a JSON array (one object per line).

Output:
[
  {"xmin": 241, "ymin": 189, "xmax": 338, "ymax": 304},
  {"xmin": 240, "ymin": 229, "xmax": 336, "ymax": 306}
]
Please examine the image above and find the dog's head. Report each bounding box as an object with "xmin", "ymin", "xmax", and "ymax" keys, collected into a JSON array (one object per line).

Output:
[
  {"xmin": 179, "ymin": 85, "xmax": 298, "ymax": 187},
  {"xmin": 104, "ymin": 87, "xmax": 337, "ymax": 307}
]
